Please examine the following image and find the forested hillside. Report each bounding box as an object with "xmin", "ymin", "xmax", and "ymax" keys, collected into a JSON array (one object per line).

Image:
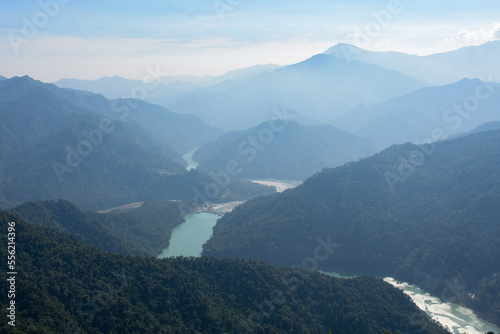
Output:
[
  {"xmin": 194, "ymin": 121, "xmax": 375, "ymax": 180},
  {"xmin": 3, "ymin": 2, "xmax": 500, "ymax": 333},
  {"xmin": 204, "ymin": 129, "xmax": 500, "ymax": 325},
  {"xmin": 11, "ymin": 199, "xmax": 186, "ymax": 256},
  {"xmin": 0, "ymin": 76, "xmax": 271, "ymax": 211},
  {"xmin": 0, "ymin": 211, "xmax": 449, "ymax": 333}
]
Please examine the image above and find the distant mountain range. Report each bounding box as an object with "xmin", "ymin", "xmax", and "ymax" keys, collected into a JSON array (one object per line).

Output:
[
  {"xmin": 461, "ymin": 120, "xmax": 500, "ymax": 137},
  {"xmin": 325, "ymin": 41, "xmax": 500, "ymax": 85},
  {"xmin": 333, "ymin": 78, "xmax": 500, "ymax": 150},
  {"xmin": 166, "ymin": 54, "xmax": 424, "ymax": 130},
  {"xmin": 3, "ymin": 38, "xmax": 500, "ymax": 333},
  {"xmin": 0, "ymin": 76, "xmax": 272, "ymax": 210},
  {"xmin": 54, "ymin": 64, "xmax": 281, "ymax": 100},
  {"xmin": 52, "ymin": 41, "xmax": 500, "ymax": 135},
  {"xmin": 204, "ymin": 128, "xmax": 500, "ymax": 326},
  {"xmin": 54, "ymin": 54, "xmax": 426, "ymax": 132},
  {"xmin": 194, "ymin": 121, "xmax": 376, "ymax": 180}
]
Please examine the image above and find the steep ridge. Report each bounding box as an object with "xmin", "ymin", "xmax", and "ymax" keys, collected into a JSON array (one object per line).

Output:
[
  {"xmin": 194, "ymin": 121, "xmax": 376, "ymax": 180},
  {"xmin": 204, "ymin": 129, "xmax": 500, "ymax": 325},
  {"xmin": 0, "ymin": 76, "xmax": 222, "ymax": 154},
  {"xmin": 0, "ymin": 76, "xmax": 270, "ymax": 210}
]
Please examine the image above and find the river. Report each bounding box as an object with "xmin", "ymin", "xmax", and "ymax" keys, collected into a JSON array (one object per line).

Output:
[
  {"xmin": 165, "ymin": 153, "xmax": 499, "ymax": 332},
  {"xmin": 250, "ymin": 179, "xmax": 302, "ymax": 192},
  {"xmin": 182, "ymin": 148, "xmax": 301, "ymax": 193},
  {"xmin": 182, "ymin": 147, "xmax": 199, "ymax": 171},
  {"xmin": 384, "ymin": 277, "xmax": 500, "ymax": 334},
  {"xmin": 158, "ymin": 214, "xmax": 500, "ymax": 333},
  {"xmin": 157, "ymin": 212, "xmax": 219, "ymax": 258},
  {"xmin": 318, "ymin": 273, "xmax": 500, "ymax": 333},
  {"xmin": 159, "ymin": 211, "xmax": 500, "ymax": 332}
]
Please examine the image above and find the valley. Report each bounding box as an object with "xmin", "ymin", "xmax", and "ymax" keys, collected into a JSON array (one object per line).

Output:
[
  {"xmin": 159, "ymin": 151, "xmax": 500, "ymax": 333},
  {"xmin": 156, "ymin": 198, "xmax": 500, "ymax": 333},
  {"xmin": 2, "ymin": 7, "xmax": 500, "ymax": 331}
]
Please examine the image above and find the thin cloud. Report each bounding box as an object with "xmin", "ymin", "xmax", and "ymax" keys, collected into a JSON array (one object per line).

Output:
[
  {"xmin": 446, "ymin": 22, "xmax": 500, "ymax": 42},
  {"xmin": 494, "ymin": 23, "xmax": 500, "ymax": 39}
]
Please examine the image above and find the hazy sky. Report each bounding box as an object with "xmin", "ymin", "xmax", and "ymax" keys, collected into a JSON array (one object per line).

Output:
[{"xmin": 1, "ymin": 0, "xmax": 499, "ymax": 82}]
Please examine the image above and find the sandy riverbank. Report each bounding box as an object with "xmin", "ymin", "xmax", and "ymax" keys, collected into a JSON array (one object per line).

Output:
[{"xmin": 250, "ymin": 180, "xmax": 300, "ymax": 193}]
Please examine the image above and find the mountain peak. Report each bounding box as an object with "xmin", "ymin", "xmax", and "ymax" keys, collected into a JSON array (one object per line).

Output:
[
  {"xmin": 0, "ymin": 75, "xmax": 43, "ymax": 90},
  {"xmin": 98, "ymin": 75, "xmax": 138, "ymax": 82},
  {"xmin": 12, "ymin": 75, "xmax": 36, "ymax": 81},
  {"xmin": 288, "ymin": 53, "xmax": 351, "ymax": 70},
  {"xmin": 323, "ymin": 43, "xmax": 363, "ymax": 56}
]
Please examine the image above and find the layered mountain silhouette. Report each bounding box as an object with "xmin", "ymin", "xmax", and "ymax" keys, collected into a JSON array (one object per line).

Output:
[
  {"xmin": 55, "ymin": 64, "xmax": 281, "ymax": 100},
  {"xmin": 0, "ymin": 76, "xmax": 271, "ymax": 210},
  {"xmin": 325, "ymin": 41, "xmax": 500, "ymax": 85},
  {"xmin": 1, "ymin": 76, "xmax": 221, "ymax": 154},
  {"xmin": 3, "ymin": 38, "xmax": 500, "ymax": 332},
  {"xmin": 333, "ymin": 78, "xmax": 500, "ymax": 150},
  {"xmin": 166, "ymin": 54, "xmax": 424, "ymax": 130}
]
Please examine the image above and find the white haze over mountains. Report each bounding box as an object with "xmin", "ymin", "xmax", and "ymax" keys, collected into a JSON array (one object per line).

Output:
[
  {"xmin": 54, "ymin": 64, "xmax": 281, "ymax": 101},
  {"xmin": 54, "ymin": 42, "xmax": 500, "ymax": 144},
  {"xmin": 3, "ymin": 2, "xmax": 500, "ymax": 332},
  {"xmin": 335, "ymin": 79, "xmax": 500, "ymax": 150},
  {"xmin": 165, "ymin": 54, "xmax": 424, "ymax": 130},
  {"xmin": 324, "ymin": 41, "xmax": 500, "ymax": 85}
]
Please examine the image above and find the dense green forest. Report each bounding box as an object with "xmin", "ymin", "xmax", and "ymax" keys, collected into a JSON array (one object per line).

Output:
[
  {"xmin": 194, "ymin": 121, "xmax": 375, "ymax": 180},
  {"xmin": 0, "ymin": 211, "xmax": 449, "ymax": 333},
  {"xmin": 10, "ymin": 199, "xmax": 186, "ymax": 256},
  {"xmin": 203, "ymin": 129, "xmax": 500, "ymax": 325},
  {"xmin": 0, "ymin": 76, "xmax": 272, "ymax": 211}
]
